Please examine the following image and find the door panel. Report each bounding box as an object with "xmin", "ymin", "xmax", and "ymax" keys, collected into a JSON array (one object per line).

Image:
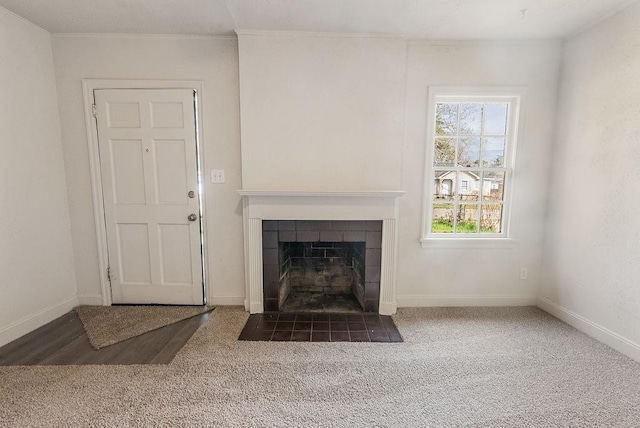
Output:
[
  {"xmin": 159, "ymin": 224, "xmax": 193, "ymax": 284},
  {"xmin": 117, "ymin": 223, "xmax": 152, "ymax": 284},
  {"xmin": 110, "ymin": 139, "xmax": 146, "ymax": 204},
  {"xmin": 155, "ymin": 139, "xmax": 188, "ymax": 204},
  {"xmin": 151, "ymin": 102, "xmax": 184, "ymax": 128},
  {"xmin": 106, "ymin": 102, "xmax": 141, "ymax": 128},
  {"xmin": 95, "ymin": 88, "xmax": 203, "ymax": 305}
]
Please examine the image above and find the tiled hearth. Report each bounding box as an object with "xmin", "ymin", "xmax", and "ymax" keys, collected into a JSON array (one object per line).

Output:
[{"xmin": 238, "ymin": 312, "xmax": 403, "ymax": 342}]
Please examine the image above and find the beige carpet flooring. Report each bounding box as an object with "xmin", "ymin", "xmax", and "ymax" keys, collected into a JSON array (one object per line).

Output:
[
  {"xmin": 75, "ymin": 305, "xmax": 213, "ymax": 349},
  {"xmin": 1, "ymin": 306, "xmax": 640, "ymax": 427}
]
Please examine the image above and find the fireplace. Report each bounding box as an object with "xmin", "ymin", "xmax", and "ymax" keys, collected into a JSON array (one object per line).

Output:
[
  {"xmin": 239, "ymin": 190, "xmax": 404, "ymax": 315},
  {"xmin": 262, "ymin": 220, "xmax": 382, "ymax": 312}
]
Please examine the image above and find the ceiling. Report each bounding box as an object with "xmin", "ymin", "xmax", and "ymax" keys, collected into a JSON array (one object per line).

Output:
[{"xmin": 0, "ymin": 0, "xmax": 635, "ymax": 40}]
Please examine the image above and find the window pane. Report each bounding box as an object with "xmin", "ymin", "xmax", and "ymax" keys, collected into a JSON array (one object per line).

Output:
[
  {"xmin": 480, "ymin": 203, "xmax": 503, "ymax": 233},
  {"xmin": 432, "ymin": 184, "xmax": 439, "ymax": 201},
  {"xmin": 457, "ymin": 137, "xmax": 480, "ymax": 167},
  {"xmin": 482, "ymin": 171, "xmax": 505, "ymax": 201},
  {"xmin": 427, "ymin": 94, "xmax": 518, "ymax": 239},
  {"xmin": 457, "ymin": 204, "xmax": 479, "ymax": 233},
  {"xmin": 432, "ymin": 203, "xmax": 454, "ymax": 233},
  {"xmin": 484, "ymin": 103, "xmax": 508, "ymax": 135},
  {"xmin": 459, "ymin": 103, "xmax": 482, "ymax": 135},
  {"xmin": 434, "ymin": 137, "xmax": 455, "ymax": 166},
  {"xmin": 458, "ymin": 170, "xmax": 480, "ymax": 201},
  {"xmin": 435, "ymin": 103, "xmax": 458, "ymax": 135},
  {"xmin": 482, "ymin": 137, "xmax": 505, "ymax": 167},
  {"xmin": 433, "ymin": 170, "xmax": 455, "ymax": 200}
]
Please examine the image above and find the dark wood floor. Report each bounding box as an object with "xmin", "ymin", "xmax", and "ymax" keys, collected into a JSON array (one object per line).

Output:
[{"xmin": 0, "ymin": 310, "xmax": 210, "ymax": 366}]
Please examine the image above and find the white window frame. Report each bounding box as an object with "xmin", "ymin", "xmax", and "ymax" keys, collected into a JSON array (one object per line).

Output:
[{"xmin": 420, "ymin": 87, "xmax": 524, "ymax": 248}]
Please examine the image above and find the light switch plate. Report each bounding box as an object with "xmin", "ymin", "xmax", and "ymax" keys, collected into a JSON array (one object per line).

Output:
[{"xmin": 211, "ymin": 169, "xmax": 226, "ymax": 183}]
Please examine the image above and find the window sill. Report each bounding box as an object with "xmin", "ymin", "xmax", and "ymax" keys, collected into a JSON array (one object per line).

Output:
[{"xmin": 420, "ymin": 238, "xmax": 517, "ymax": 249}]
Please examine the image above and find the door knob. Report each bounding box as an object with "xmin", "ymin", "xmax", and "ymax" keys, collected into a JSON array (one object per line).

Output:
[{"xmin": 188, "ymin": 213, "xmax": 198, "ymax": 222}]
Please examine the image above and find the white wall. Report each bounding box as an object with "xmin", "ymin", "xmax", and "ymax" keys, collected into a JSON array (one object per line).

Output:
[
  {"xmin": 51, "ymin": 35, "xmax": 245, "ymax": 305},
  {"xmin": 540, "ymin": 1, "xmax": 640, "ymax": 359},
  {"xmin": 237, "ymin": 34, "xmax": 563, "ymax": 307},
  {"xmin": 398, "ymin": 41, "xmax": 562, "ymax": 306},
  {"xmin": 51, "ymin": 33, "xmax": 564, "ymax": 313},
  {"xmin": 0, "ymin": 8, "xmax": 77, "ymax": 346},
  {"xmin": 46, "ymin": 33, "xmax": 565, "ymax": 314},
  {"xmin": 237, "ymin": 32, "xmax": 406, "ymax": 191}
]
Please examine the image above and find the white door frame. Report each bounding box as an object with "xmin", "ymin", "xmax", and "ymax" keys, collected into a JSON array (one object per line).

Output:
[{"xmin": 82, "ymin": 79, "xmax": 208, "ymax": 306}]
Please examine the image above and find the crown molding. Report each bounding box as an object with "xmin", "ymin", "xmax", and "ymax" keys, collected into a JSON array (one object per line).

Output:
[
  {"xmin": 235, "ymin": 29, "xmax": 407, "ymax": 40},
  {"xmin": 52, "ymin": 32, "xmax": 237, "ymax": 41},
  {"xmin": 407, "ymin": 38, "xmax": 562, "ymax": 46}
]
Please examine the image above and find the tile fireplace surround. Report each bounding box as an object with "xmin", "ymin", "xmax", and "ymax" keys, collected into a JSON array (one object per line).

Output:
[{"xmin": 238, "ymin": 191, "xmax": 404, "ymax": 315}]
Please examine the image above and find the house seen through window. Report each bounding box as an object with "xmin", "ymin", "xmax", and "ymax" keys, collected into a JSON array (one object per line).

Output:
[{"xmin": 424, "ymin": 89, "xmax": 521, "ymax": 239}]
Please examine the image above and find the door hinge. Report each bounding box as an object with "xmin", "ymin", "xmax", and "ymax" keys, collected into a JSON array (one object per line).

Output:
[{"xmin": 92, "ymin": 104, "xmax": 97, "ymax": 118}]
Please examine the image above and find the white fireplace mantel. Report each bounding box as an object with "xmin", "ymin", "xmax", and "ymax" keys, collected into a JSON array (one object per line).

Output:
[{"xmin": 239, "ymin": 190, "xmax": 405, "ymax": 315}]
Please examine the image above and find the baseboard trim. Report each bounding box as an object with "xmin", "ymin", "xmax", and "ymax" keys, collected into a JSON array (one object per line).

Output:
[
  {"xmin": 77, "ymin": 294, "xmax": 104, "ymax": 305},
  {"xmin": 208, "ymin": 296, "xmax": 245, "ymax": 306},
  {"xmin": 397, "ymin": 295, "xmax": 537, "ymax": 307},
  {"xmin": 537, "ymin": 297, "xmax": 640, "ymax": 363},
  {"xmin": 0, "ymin": 295, "xmax": 79, "ymax": 347}
]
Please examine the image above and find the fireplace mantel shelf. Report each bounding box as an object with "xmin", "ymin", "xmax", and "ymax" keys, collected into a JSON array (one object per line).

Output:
[{"xmin": 238, "ymin": 190, "xmax": 405, "ymax": 198}]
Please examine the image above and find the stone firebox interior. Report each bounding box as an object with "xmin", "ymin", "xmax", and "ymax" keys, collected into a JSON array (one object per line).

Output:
[{"xmin": 262, "ymin": 220, "xmax": 382, "ymax": 312}]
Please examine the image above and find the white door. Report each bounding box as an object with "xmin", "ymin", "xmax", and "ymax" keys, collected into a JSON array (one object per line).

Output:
[{"xmin": 95, "ymin": 89, "xmax": 204, "ymax": 305}]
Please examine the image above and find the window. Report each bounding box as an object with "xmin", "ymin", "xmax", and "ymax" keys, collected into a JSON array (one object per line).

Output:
[{"xmin": 422, "ymin": 88, "xmax": 522, "ymax": 243}]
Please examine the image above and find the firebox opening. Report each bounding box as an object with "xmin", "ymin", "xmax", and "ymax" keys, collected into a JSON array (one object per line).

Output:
[
  {"xmin": 262, "ymin": 220, "xmax": 382, "ymax": 313},
  {"xmin": 278, "ymin": 241, "xmax": 365, "ymax": 312}
]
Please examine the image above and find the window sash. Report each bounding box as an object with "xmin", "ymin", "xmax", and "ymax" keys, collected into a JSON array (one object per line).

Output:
[{"xmin": 422, "ymin": 89, "xmax": 522, "ymax": 241}]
